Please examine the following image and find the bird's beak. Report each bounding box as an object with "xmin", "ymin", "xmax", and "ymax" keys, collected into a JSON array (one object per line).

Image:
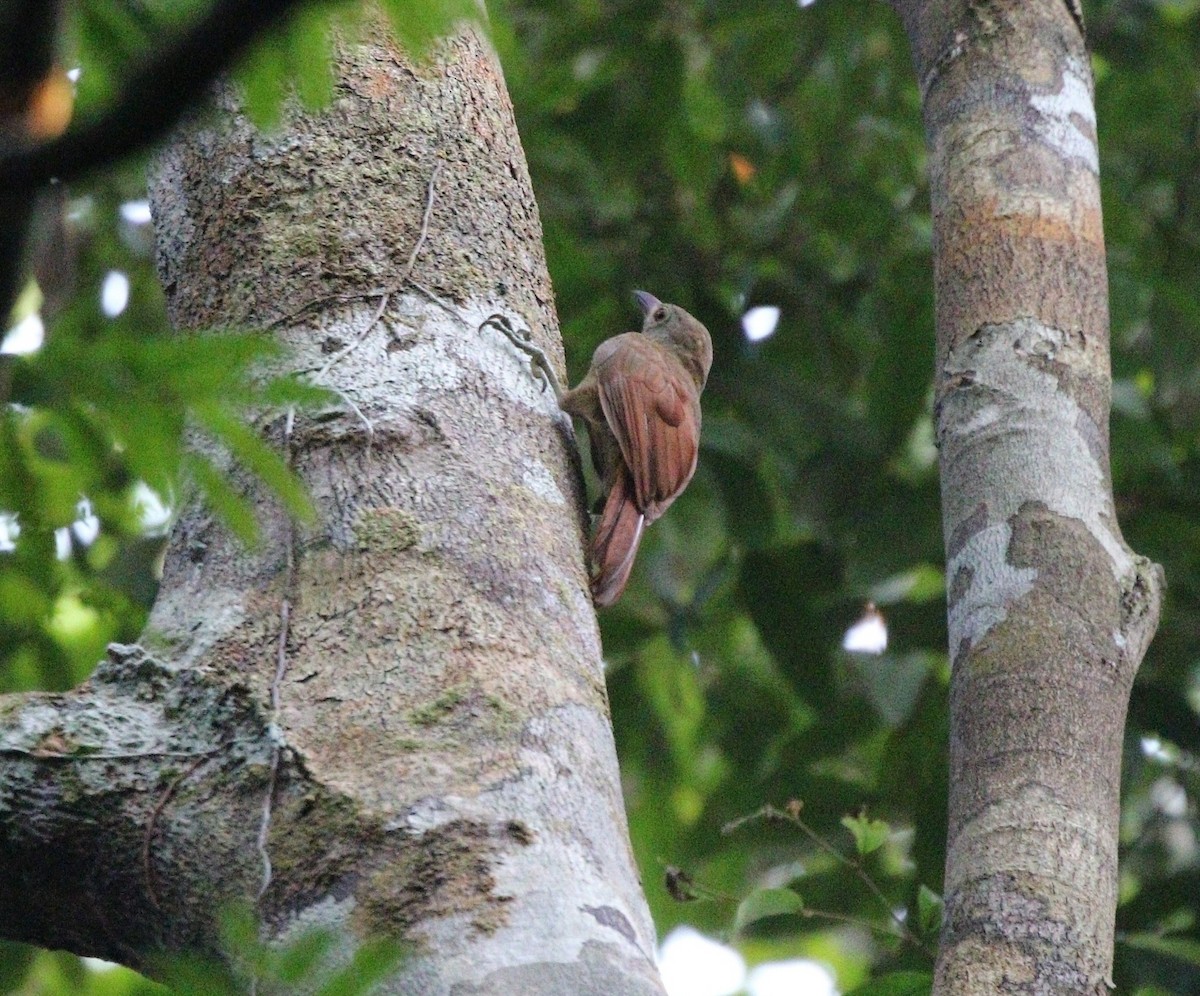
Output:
[{"xmin": 633, "ymin": 290, "xmax": 661, "ymax": 317}]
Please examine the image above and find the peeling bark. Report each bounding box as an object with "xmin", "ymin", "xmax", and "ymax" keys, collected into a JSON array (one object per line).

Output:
[
  {"xmin": 0, "ymin": 20, "xmax": 664, "ymax": 996},
  {"xmin": 890, "ymin": 1, "xmax": 1163, "ymax": 993}
]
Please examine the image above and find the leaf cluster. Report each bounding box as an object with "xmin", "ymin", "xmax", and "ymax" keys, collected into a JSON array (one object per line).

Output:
[
  {"xmin": 1, "ymin": 170, "xmax": 326, "ymax": 690},
  {"xmin": 0, "ymin": 904, "xmax": 404, "ymax": 995}
]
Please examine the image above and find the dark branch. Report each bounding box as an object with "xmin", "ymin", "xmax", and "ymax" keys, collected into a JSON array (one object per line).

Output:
[
  {"xmin": 0, "ymin": 0, "xmax": 310, "ymax": 193},
  {"xmin": 0, "ymin": 0, "xmax": 61, "ymax": 327},
  {"xmin": 0, "ymin": 0, "xmax": 311, "ymax": 318},
  {"xmin": 0, "ymin": 0, "xmax": 60, "ymax": 118}
]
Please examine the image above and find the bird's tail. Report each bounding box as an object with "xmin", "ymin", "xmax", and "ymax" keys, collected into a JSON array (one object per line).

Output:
[{"xmin": 590, "ymin": 468, "xmax": 645, "ymax": 607}]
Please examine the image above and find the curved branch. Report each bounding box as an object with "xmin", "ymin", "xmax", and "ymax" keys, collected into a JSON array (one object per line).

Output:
[
  {"xmin": 0, "ymin": 0, "xmax": 307, "ymax": 194},
  {"xmin": 0, "ymin": 0, "xmax": 62, "ymax": 330},
  {"xmin": 1, "ymin": 0, "xmax": 311, "ymax": 319}
]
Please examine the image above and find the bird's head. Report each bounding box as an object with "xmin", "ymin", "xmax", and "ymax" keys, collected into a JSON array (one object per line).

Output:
[{"xmin": 633, "ymin": 290, "xmax": 713, "ymax": 390}]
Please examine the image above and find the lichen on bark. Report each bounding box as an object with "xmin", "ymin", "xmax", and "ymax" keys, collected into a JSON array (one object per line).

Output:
[
  {"xmin": 890, "ymin": 1, "xmax": 1163, "ymax": 992},
  {"xmin": 0, "ymin": 18, "xmax": 664, "ymax": 996}
]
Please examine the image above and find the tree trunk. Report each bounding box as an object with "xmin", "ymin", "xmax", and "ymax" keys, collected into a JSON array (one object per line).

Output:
[
  {"xmin": 889, "ymin": 1, "xmax": 1163, "ymax": 992},
  {"xmin": 0, "ymin": 20, "xmax": 665, "ymax": 996}
]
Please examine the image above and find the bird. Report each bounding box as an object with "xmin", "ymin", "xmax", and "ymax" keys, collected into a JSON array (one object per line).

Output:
[{"xmin": 487, "ymin": 291, "xmax": 712, "ymax": 606}]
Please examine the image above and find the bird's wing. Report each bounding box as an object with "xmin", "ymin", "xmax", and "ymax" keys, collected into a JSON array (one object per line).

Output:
[{"xmin": 594, "ymin": 334, "xmax": 701, "ymax": 521}]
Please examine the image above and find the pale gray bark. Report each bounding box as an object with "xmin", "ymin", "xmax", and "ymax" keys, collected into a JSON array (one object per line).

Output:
[
  {"xmin": 0, "ymin": 20, "xmax": 664, "ymax": 996},
  {"xmin": 890, "ymin": 1, "xmax": 1163, "ymax": 993}
]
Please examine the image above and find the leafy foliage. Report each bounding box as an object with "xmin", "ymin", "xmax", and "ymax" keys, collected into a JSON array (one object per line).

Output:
[
  {"xmin": 841, "ymin": 814, "xmax": 891, "ymax": 856},
  {"xmin": 66, "ymin": 0, "xmax": 482, "ymax": 129},
  {"xmin": 915, "ymin": 884, "xmax": 942, "ymax": 939},
  {"xmin": 0, "ymin": 198, "xmax": 325, "ymax": 689},
  {"xmin": 0, "ymin": 905, "xmax": 404, "ymax": 995},
  {"xmin": 844, "ymin": 971, "xmax": 933, "ymax": 996},
  {"xmin": 733, "ymin": 887, "xmax": 804, "ymax": 935},
  {"xmin": 5, "ymin": 0, "xmax": 1200, "ymax": 993}
]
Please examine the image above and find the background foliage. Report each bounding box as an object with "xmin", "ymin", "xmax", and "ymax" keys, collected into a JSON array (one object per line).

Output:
[{"xmin": 3, "ymin": 0, "xmax": 1200, "ymax": 993}]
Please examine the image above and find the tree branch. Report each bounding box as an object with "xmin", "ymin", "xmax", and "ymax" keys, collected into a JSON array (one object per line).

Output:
[
  {"xmin": 0, "ymin": 0, "xmax": 309, "ymax": 194},
  {"xmin": 0, "ymin": 645, "xmax": 275, "ymax": 964},
  {"xmin": 891, "ymin": 1, "xmax": 1163, "ymax": 992},
  {"xmin": 0, "ymin": 0, "xmax": 62, "ymax": 327},
  {"xmin": 0, "ymin": 0, "xmax": 60, "ymax": 123},
  {"xmin": 1, "ymin": 0, "xmax": 313, "ymax": 320}
]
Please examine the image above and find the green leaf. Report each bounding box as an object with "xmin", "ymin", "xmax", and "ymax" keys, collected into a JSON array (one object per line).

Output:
[
  {"xmin": 315, "ymin": 937, "xmax": 406, "ymax": 996},
  {"xmin": 916, "ymin": 884, "xmax": 943, "ymax": 937},
  {"xmin": 270, "ymin": 929, "xmax": 337, "ymax": 985},
  {"xmin": 194, "ymin": 403, "xmax": 314, "ymax": 525},
  {"xmin": 844, "ymin": 970, "xmax": 934, "ymax": 996},
  {"xmin": 184, "ymin": 454, "xmax": 260, "ymax": 546},
  {"xmin": 635, "ymin": 635, "xmax": 711, "ymax": 782},
  {"xmin": 260, "ymin": 375, "xmax": 338, "ymax": 409},
  {"xmin": 841, "ymin": 813, "xmax": 891, "ymax": 855},
  {"xmin": 74, "ymin": 0, "xmax": 152, "ymax": 108},
  {"xmin": 683, "ymin": 70, "xmax": 727, "ymax": 144},
  {"xmin": 0, "ymin": 572, "xmax": 52, "ymax": 625},
  {"xmin": 732, "ymin": 887, "xmax": 803, "ymax": 934},
  {"xmin": 286, "ymin": 7, "xmax": 335, "ymax": 110},
  {"xmin": 236, "ymin": 33, "xmax": 289, "ymax": 128},
  {"xmin": 219, "ymin": 901, "xmax": 267, "ymax": 969},
  {"xmin": 1120, "ymin": 932, "xmax": 1200, "ymax": 967},
  {"xmin": 378, "ymin": 0, "xmax": 481, "ymax": 57},
  {"xmin": 149, "ymin": 952, "xmax": 240, "ymax": 995},
  {"xmin": 7, "ymin": 280, "xmax": 42, "ymax": 326}
]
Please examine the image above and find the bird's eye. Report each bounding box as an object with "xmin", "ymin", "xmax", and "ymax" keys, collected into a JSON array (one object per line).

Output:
[{"xmin": 653, "ymin": 308, "xmax": 667, "ymax": 322}]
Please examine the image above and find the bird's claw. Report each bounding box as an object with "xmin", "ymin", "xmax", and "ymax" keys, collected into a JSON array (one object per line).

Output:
[
  {"xmin": 479, "ymin": 312, "xmax": 563, "ymax": 401},
  {"xmin": 481, "ymin": 312, "xmax": 534, "ymax": 347}
]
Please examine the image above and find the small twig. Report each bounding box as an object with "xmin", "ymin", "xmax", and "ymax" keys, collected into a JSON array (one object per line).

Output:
[
  {"xmin": 330, "ymin": 386, "xmax": 374, "ymax": 442},
  {"xmin": 723, "ymin": 802, "xmax": 932, "ymax": 957},
  {"xmin": 256, "ymin": 400, "xmax": 297, "ymax": 903},
  {"xmin": 257, "ymin": 592, "xmax": 291, "ymax": 902},
  {"xmin": 256, "ymin": 742, "xmax": 282, "ymax": 900},
  {"xmin": 333, "ymin": 161, "xmax": 443, "ymax": 310},
  {"xmin": 143, "ymin": 752, "xmax": 214, "ymax": 909},
  {"xmin": 657, "ymin": 858, "xmax": 730, "ymax": 903},
  {"xmin": 403, "ymin": 162, "xmax": 442, "ymax": 282},
  {"xmin": 280, "ymin": 162, "xmax": 442, "ymax": 447},
  {"xmin": 309, "ymin": 303, "xmax": 385, "ymax": 449},
  {"xmin": 657, "ymin": 857, "xmax": 921, "ymax": 953},
  {"xmin": 273, "ymin": 600, "xmax": 291, "ymax": 720},
  {"xmin": 311, "ymin": 291, "xmax": 390, "ymax": 384},
  {"xmin": 271, "ymin": 598, "xmax": 291, "ymax": 714},
  {"xmin": 405, "ymin": 278, "xmax": 461, "ymax": 321},
  {"xmin": 270, "ymin": 163, "xmax": 442, "ymax": 334}
]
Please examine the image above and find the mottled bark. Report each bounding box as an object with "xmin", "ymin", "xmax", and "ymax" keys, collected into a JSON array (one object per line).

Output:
[
  {"xmin": 890, "ymin": 1, "xmax": 1163, "ymax": 993},
  {"xmin": 0, "ymin": 21, "xmax": 664, "ymax": 996}
]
